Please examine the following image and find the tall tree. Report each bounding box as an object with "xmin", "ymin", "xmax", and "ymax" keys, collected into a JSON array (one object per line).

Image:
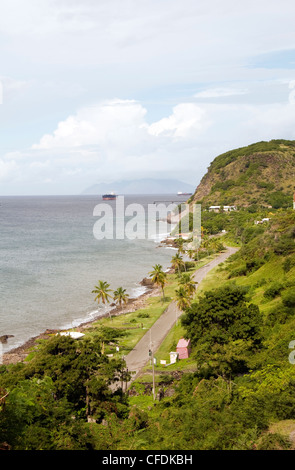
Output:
[
  {"xmin": 179, "ymin": 273, "xmax": 197, "ymax": 298},
  {"xmin": 181, "ymin": 285, "xmax": 263, "ymax": 376},
  {"xmin": 149, "ymin": 264, "xmax": 167, "ymax": 301},
  {"xmin": 186, "ymin": 249, "xmax": 194, "ymax": 260},
  {"xmin": 171, "ymin": 252, "xmax": 185, "ymax": 275},
  {"xmin": 92, "ymin": 280, "xmax": 113, "ymax": 319},
  {"xmin": 113, "ymin": 287, "xmax": 129, "ymax": 314},
  {"xmin": 175, "ymin": 285, "xmax": 191, "ymax": 311}
]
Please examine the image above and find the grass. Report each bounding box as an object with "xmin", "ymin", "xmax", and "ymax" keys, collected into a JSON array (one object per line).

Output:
[{"xmin": 195, "ymin": 249, "xmax": 295, "ymax": 328}]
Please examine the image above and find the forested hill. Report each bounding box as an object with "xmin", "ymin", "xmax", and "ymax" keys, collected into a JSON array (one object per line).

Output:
[{"xmin": 192, "ymin": 140, "xmax": 295, "ymax": 209}]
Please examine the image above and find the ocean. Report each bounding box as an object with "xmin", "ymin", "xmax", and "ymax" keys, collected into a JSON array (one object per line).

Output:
[{"xmin": 0, "ymin": 194, "xmax": 185, "ymax": 353}]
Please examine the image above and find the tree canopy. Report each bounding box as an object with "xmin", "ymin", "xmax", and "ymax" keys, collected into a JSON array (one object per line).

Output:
[{"xmin": 181, "ymin": 285, "xmax": 263, "ymax": 376}]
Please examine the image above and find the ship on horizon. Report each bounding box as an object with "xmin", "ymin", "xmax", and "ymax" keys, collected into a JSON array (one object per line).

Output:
[
  {"xmin": 102, "ymin": 192, "xmax": 117, "ymax": 200},
  {"xmin": 177, "ymin": 191, "xmax": 193, "ymax": 196}
]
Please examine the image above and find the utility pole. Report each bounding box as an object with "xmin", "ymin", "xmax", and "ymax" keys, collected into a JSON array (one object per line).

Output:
[
  {"xmin": 121, "ymin": 355, "xmax": 125, "ymax": 395},
  {"xmin": 149, "ymin": 329, "xmax": 155, "ymax": 400},
  {"xmin": 152, "ymin": 348, "xmax": 155, "ymax": 401}
]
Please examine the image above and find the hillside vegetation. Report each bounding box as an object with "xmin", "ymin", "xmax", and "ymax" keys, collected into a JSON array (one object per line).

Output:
[{"xmin": 192, "ymin": 139, "xmax": 295, "ymax": 209}]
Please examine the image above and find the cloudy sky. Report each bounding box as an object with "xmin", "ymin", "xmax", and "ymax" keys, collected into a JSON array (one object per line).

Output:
[{"xmin": 1, "ymin": 0, "xmax": 295, "ymax": 195}]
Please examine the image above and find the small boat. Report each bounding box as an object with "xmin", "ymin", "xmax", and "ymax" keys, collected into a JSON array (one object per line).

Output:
[
  {"xmin": 177, "ymin": 191, "xmax": 192, "ymax": 196},
  {"xmin": 102, "ymin": 192, "xmax": 117, "ymax": 200}
]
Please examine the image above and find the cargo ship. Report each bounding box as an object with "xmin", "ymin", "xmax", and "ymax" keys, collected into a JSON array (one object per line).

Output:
[
  {"xmin": 177, "ymin": 191, "xmax": 192, "ymax": 196},
  {"xmin": 102, "ymin": 192, "xmax": 117, "ymax": 200}
]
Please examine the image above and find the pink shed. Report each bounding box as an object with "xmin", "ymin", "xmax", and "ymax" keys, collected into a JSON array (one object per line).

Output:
[{"xmin": 176, "ymin": 338, "xmax": 191, "ymax": 359}]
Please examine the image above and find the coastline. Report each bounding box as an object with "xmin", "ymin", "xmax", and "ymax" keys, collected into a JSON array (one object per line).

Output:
[
  {"xmin": 1, "ymin": 224, "xmax": 179, "ymax": 366},
  {"xmin": 2, "ymin": 266, "xmax": 172, "ymax": 365}
]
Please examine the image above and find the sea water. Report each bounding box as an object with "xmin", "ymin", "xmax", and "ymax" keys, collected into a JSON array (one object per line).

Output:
[{"xmin": 0, "ymin": 194, "xmax": 184, "ymax": 353}]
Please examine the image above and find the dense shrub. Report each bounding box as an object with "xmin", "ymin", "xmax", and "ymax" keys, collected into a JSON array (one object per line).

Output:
[
  {"xmin": 264, "ymin": 282, "xmax": 284, "ymax": 299},
  {"xmin": 282, "ymin": 290, "xmax": 295, "ymax": 308},
  {"xmin": 283, "ymin": 257, "xmax": 293, "ymax": 273},
  {"xmin": 265, "ymin": 304, "xmax": 293, "ymax": 326},
  {"xmin": 268, "ymin": 191, "xmax": 291, "ymax": 209},
  {"xmin": 274, "ymin": 235, "xmax": 295, "ymax": 255},
  {"xmin": 228, "ymin": 264, "xmax": 247, "ymax": 278}
]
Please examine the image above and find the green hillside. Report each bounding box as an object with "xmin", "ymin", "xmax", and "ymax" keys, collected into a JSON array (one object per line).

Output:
[
  {"xmin": 192, "ymin": 139, "xmax": 295, "ymax": 209},
  {"xmin": 2, "ymin": 140, "xmax": 295, "ymax": 451}
]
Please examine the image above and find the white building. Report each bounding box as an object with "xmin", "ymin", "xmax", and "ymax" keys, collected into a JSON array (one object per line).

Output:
[
  {"xmin": 209, "ymin": 205, "xmax": 237, "ymax": 212},
  {"xmin": 254, "ymin": 218, "xmax": 270, "ymax": 225}
]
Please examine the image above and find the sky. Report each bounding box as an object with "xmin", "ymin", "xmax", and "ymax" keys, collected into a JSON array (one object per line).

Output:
[{"xmin": 1, "ymin": 0, "xmax": 295, "ymax": 195}]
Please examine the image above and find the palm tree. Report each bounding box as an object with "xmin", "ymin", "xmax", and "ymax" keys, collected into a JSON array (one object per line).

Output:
[
  {"xmin": 202, "ymin": 235, "xmax": 211, "ymax": 257},
  {"xmin": 149, "ymin": 264, "xmax": 167, "ymax": 301},
  {"xmin": 92, "ymin": 280, "xmax": 113, "ymax": 319},
  {"xmin": 177, "ymin": 243, "xmax": 185, "ymax": 256},
  {"xmin": 175, "ymin": 285, "xmax": 191, "ymax": 311},
  {"xmin": 186, "ymin": 249, "xmax": 194, "ymax": 260},
  {"xmin": 113, "ymin": 287, "xmax": 129, "ymax": 314},
  {"xmin": 171, "ymin": 252, "xmax": 185, "ymax": 275},
  {"xmin": 179, "ymin": 273, "xmax": 197, "ymax": 298}
]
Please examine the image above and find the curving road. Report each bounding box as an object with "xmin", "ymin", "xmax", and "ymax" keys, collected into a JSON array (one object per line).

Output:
[{"xmin": 123, "ymin": 245, "xmax": 238, "ymax": 388}]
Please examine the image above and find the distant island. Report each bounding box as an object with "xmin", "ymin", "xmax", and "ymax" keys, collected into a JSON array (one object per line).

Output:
[{"xmin": 82, "ymin": 178, "xmax": 196, "ymax": 195}]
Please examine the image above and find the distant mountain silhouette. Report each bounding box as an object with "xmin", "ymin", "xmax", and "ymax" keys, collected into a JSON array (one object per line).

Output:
[{"xmin": 82, "ymin": 178, "xmax": 195, "ymax": 195}]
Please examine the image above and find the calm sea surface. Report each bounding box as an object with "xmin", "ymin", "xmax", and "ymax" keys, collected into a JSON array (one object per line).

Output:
[{"xmin": 0, "ymin": 194, "xmax": 185, "ymax": 353}]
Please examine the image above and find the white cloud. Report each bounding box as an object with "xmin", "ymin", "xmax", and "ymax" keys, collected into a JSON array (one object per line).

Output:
[
  {"xmin": 2, "ymin": 92, "xmax": 295, "ymax": 195},
  {"xmin": 194, "ymin": 88, "xmax": 248, "ymax": 99},
  {"xmin": 32, "ymin": 99, "xmax": 148, "ymax": 150},
  {"xmin": 147, "ymin": 103, "xmax": 210, "ymax": 138},
  {"xmin": 1, "ymin": 1, "xmax": 295, "ymax": 194},
  {"xmin": 0, "ymin": 158, "xmax": 19, "ymax": 182}
]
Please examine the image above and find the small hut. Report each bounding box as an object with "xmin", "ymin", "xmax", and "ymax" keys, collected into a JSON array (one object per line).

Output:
[{"xmin": 176, "ymin": 338, "xmax": 191, "ymax": 359}]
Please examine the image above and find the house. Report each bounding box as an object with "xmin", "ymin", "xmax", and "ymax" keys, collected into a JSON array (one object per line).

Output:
[
  {"xmin": 223, "ymin": 205, "xmax": 237, "ymax": 212},
  {"xmin": 209, "ymin": 205, "xmax": 237, "ymax": 213},
  {"xmin": 254, "ymin": 218, "xmax": 270, "ymax": 225},
  {"xmin": 208, "ymin": 206, "xmax": 220, "ymax": 213},
  {"xmin": 176, "ymin": 338, "xmax": 191, "ymax": 359}
]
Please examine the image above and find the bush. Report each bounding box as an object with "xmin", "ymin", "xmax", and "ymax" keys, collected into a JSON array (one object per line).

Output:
[
  {"xmin": 254, "ymin": 278, "xmax": 268, "ymax": 288},
  {"xmin": 282, "ymin": 290, "xmax": 295, "ymax": 308},
  {"xmin": 137, "ymin": 312, "xmax": 150, "ymax": 318},
  {"xmin": 264, "ymin": 282, "xmax": 284, "ymax": 299},
  {"xmin": 228, "ymin": 265, "xmax": 248, "ymax": 278},
  {"xmin": 185, "ymin": 261, "xmax": 196, "ymax": 270},
  {"xmin": 274, "ymin": 236, "xmax": 295, "ymax": 255},
  {"xmin": 246, "ymin": 258, "xmax": 265, "ymax": 273},
  {"xmin": 267, "ymin": 191, "xmax": 291, "ymax": 209},
  {"xmin": 283, "ymin": 258, "xmax": 292, "ymax": 273},
  {"xmin": 265, "ymin": 303, "xmax": 293, "ymax": 326},
  {"xmin": 257, "ymin": 432, "xmax": 292, "ymax": 450}
]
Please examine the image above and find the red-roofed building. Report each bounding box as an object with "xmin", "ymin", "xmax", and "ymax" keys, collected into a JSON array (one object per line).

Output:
[{"xmin": 176, "ymin": 338, "xmax": 191, "ymax": 359}]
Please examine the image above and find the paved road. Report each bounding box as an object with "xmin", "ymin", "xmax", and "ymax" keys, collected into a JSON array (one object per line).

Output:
[{"xmin": 122, "ymin": 246, "xmax": 238, "ymax": 388}]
